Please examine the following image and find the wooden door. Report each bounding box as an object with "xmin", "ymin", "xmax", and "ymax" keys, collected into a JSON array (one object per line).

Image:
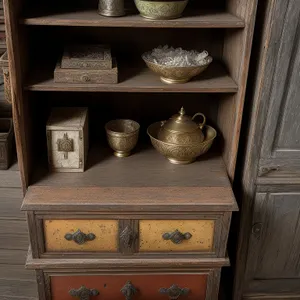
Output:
[
  {"xmin": 258, "ymin": 0, "xmax": 300, "ymax": 179},
  {"xmin": 244, "ymin": 191, "xmax": 300, "ymax": 296}
]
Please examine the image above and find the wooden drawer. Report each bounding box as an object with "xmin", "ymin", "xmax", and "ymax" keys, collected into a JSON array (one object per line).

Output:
[
  {"xmin": 49, "ymin": 274, "xmax": 209, "ymax": 300},
  {"xmin": 44, "ymin": 219, "xmax": 118, "ymax": 252},
  {"xmin": 29, "ymin": 213, "xmax": 231, "ymax": 258},
  {"xmin": 139, "ymin": 220, "xmax": 215, "ymax": 252}
]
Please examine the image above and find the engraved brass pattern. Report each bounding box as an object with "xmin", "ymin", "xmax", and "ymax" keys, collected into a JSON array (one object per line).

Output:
[
  {"xmin": 105, "ymin": 119, "xmax": 140, "ymax": 157},
  {"xmin": 159, "ymin": 285, "xmax": 189, "ymax": 300},
  {"xmin": 64, "ymin": 229, "xmax": 96, "ymax": 245},
  {"xmin": 162, "ymin": 229, "xmax": 192, "ymax": 244},
  {"xmin": 134, "ymin": 0, "xmax": 188, "ymax": 20},
  {"xmin": 57, "ymin": 133, "xmax": 74, "ymax": 159},
  {"xmin": 148, "ymin": 122, "xmax": 216, "ymax": 164},
  {"xmin": 120, "ymin": 226, "xmax": 136, "ymax": 248},
  {"xmin": 121, "ymin": 281, "xmax": 137, "ymax": 300},
  {"xmin": 98, "ymin": 0, "xmax": 125, "ymax": 17},
  {"xmin": 142, "ymin": 56, "xmax": 212, "ymax": 84},
  {"xmin": 69, "ymin": 286, "xmax": 99, "ymax": 300}
]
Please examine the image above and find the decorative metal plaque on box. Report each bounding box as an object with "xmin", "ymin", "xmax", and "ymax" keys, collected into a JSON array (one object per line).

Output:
[
  {"xmin": 46, "ymin": 107, "xmax": 89, "ymax": 172},
  {"xmin": 61, "ymin": 45, "xmax": 112, "ymax": 70}
]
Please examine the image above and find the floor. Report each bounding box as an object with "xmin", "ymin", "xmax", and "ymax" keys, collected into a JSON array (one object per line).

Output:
[
  {"xmin": 0, "ymin": 87, "xmax": 38, "ymax": 299},
  {"xmin": 0, "ymin": 161, "xmax": 38, "ymax": 299}
]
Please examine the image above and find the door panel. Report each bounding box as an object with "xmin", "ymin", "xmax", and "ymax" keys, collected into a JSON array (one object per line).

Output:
[
  {"xmin": 248, "ymin": 192, "xmax": 300, "ymax": 280},
  {"xmin": 260, "ymin": 0, "xmax": 300, "ymax": 161}
]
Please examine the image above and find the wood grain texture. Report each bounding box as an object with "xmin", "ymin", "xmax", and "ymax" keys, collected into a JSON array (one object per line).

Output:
[
  {"xmin": 44, "ymin": 219, "xmax": 118, "ymax": 252},
  {"xmin": 139, "ymin": 220, "xmax": 214, "ymax": 252},
  {"xmin": 22, "ymin": 186, "xmax": 237, "ymax": 212},
  {"xmin": 3, "ymin": 0, "xmax": 31, "ymax": 192},
  {"xmin": 234, "ymin": 0, "xmax": 300, "ymax": 299},
  {"xmin": 218, "ymin": 0, "xmax": 258, "ymax": 180},
  {"xmin": 50, "ymin": 274, "xmax": 207, "ymax": 300},
  {"xmin": 25, "ymin": 63, "xmax": 238, "ymax": 93},
  {"xmin": 21, "ymin": 9, "xmax": 245, "ymax": 28},
  {"xmin": 0, "ymin": 161, "xmax": 21, "ymax": 188}
]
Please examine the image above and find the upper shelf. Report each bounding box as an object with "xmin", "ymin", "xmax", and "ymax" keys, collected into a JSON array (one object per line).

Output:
[
  {"xmin": 25, "ymin": 62, "xmax": 238, "ymax": 93},
  {"xmin": 20, "ymin": 9, "xmax": 245, "ymax": 29}
]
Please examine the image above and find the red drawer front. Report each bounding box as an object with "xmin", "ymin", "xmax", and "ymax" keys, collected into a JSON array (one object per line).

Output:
[{"xmin": 51, "ymin": 274, "xmax": 207, "ymax": 300}]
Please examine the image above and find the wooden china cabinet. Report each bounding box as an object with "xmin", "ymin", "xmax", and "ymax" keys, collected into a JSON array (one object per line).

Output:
[{"xmin": 4, "ymin": 0, "xmax": 257, "ymax": 299}]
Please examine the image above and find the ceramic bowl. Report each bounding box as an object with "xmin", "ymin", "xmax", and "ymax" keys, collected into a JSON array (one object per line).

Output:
[
  {"xmin": 147, "ymin": 122, "xmax": 216, "ymax": 164},
  {"xmin": 105, "ymin": 119, "xmax": 140, "ymax": 157},
  {"xmin": 142, "ymin": 55, "xmax": 213, "ymax": 84},
  {"xmin": 134, "ymin": 0, "xmax": 189, "ymax": 20}
]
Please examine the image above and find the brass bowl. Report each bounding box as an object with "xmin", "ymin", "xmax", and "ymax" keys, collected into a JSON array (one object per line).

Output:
[
  {"xmin": 148, "ymin": 122, "xmax": 216, "ymax": 164},
  {"xmin": 134, "ymin": 0, "xmax": 189, "ymax": 20},
  {"xmin": 142, "ymin": 56, "xmax": 212, "ymax": 84},
  {"xmin": 105, "ymin": 119, "xmax": 140, "ymax": 157}
]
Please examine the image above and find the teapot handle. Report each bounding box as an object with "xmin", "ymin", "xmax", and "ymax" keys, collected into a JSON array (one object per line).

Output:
[{"xmin": 192, "ymin": 113, "xmax": 206, "ymax": 130}]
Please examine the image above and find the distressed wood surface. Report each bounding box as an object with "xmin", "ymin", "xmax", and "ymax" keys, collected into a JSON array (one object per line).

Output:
[
  {"xmin": 234, "ymin": 0, "xmax": 300, "ymax": 299},
  {"xmin": 139, "ymin": 220, "xmax": 214, "ymax": 252},
  {"xmin": 21, "ymin": 9, "xmax": 245, "ymax": 28},
  {"xmin": 44, "ymin": 219, "xmax": 118, "ymax": 252},
  {"xmin": 25, "ymin": 62, "xmax": 238, "ymax": 93}
]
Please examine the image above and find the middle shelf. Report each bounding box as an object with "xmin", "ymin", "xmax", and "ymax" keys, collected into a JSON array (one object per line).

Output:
[{"xmin": 25, "ymin": 62, "xmax": 237, "ymax": 93}]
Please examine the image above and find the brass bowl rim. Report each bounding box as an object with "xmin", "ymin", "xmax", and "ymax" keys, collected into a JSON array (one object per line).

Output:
[
  {"xmin": 142, "ymin": 54, "xmax": 213, "ymax": 70},
  {"xmin": 105, "ymin": 119, "xmax": 140, "ymax": 135},
  {"xmin": 147, "ymin": 122, "xmax": 217, "ymax": 146}
]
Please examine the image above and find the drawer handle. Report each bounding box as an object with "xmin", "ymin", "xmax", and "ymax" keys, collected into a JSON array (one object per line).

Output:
[
  {"xmin": 65, "ymin": 229, "xmax": 96, "ymax": 245},
  {"xmin": 121, "ymin": 281, "xmax": 137, "ymax": 300},
  {"xmin": 69, "ymin": 285, "xmax": 99, "ymax": 300},
  {"xmin": 162, "ymin": 230, "xmax": 192, "ymax": 244},
  {"xmin": 159, "ymin": 284, "xmax": 190, "ymax": 300}
]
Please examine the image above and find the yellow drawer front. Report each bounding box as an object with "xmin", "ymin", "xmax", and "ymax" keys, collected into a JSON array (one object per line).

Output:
[
  {"xmin": 139, "ymin": 220, "xmax": 214, "ymax": 252},
  {"xmin": 44, "ymin": 220, "xmax": 118, "ymax": 252}
]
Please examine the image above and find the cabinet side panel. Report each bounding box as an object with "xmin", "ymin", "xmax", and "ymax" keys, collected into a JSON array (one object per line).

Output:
[
  {"xmin": 4, "ymin": 0, "xmax": 31, "ymax": 192},
  {"xmin": 218, "ymin": 0, "xmax": 258, "ymax": 180}
]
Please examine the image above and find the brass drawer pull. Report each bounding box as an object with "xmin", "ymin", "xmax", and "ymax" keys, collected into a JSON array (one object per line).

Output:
[
  {"xmin": 162, "ymin": 229, "xmax": 192, "ymax": 244},
  {"xmin": 64, "ymin": 229, "xmax": 96, "ymax": 245},
  {"xmin": 121, "ymin": 281, "xmax": 137, "ymax": 300},
  {"xmin": 159, "ymin": 284, "xmax": 189, "ymax": 300},
  {"xmin": 69, "ymin": 285, "xmax": 99, "ymax": 300}
]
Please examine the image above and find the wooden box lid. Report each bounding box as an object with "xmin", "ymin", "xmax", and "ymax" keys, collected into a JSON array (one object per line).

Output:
[
  {"xmin": 47, "ymin": 107, "xmax": 88, "ymax": 131},
  {"xmin": 61, "ymin": 44, "xmax": 112, "ymax": 70}
]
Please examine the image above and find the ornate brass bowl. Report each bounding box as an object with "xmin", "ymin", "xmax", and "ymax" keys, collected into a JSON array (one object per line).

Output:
[
  {"xmin": 142, "ymin": 56, "xmax": 212, "ymax": 84},
  {"xmin": 148, "ymin": 122, "xmax": 216, "ymax": 164},
  {"xmin": 134, "ymin": 0, "xmax": 189, "ymax": 20},
  {"xmin": 105, "ymin": 119, "xmax": 140, "ymax": 157}
]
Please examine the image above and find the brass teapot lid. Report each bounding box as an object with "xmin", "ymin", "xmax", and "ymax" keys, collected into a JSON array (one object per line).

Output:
[{"xmin": 162, "ymin": 107, "xmax": 206, "ymax": 133}]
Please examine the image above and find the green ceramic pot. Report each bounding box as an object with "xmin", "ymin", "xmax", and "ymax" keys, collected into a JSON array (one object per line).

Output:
[{"xmin": 134, "ymin": 0, "xmax": 189, "ymax": 20}]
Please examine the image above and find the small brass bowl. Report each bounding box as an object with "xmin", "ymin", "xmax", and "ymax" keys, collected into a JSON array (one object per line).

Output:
[
  {"xmin": 134, "ymin": 0, "xmax": 189, "ymax": 20},
  {"xmin": 105, "ymin": 119, "xmax": 140, "ymax": 157},
  {"xmin": 142, "ymin": 56, "xmax": 213, "ymax": 84},
  {"xmin": 148, "ymin": 122, "xmax": 216, "ymax": 164}
]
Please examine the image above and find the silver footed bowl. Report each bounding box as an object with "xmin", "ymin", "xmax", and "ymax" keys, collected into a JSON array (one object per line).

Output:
[
  {"xmin": 134, "ymin": 0, "xmax": 189, "ymax": 20},
  {"xmin": 148, "ymin": 122, "xmax": 216, "ymax": 164},
  {"xmin": 105, "ymin": 119, "xmax": 140, "ymax": 157},
  {"xmin": 142, "ymin": 55, "xmax": 213, "ymax": 84}
]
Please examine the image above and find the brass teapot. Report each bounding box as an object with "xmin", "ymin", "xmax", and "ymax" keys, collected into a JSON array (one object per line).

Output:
[{"xmin": 158, "ymin": 107, "xmax": 206, "ymax": 145}]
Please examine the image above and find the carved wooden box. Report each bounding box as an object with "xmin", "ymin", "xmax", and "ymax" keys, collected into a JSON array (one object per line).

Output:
[
  {"xmin": 0, "ymin": 118, "xmax": 13, "ymax": 170},
  {"xmin": 61, "ymin": 45, "xmax": 112, "ymax": 70},
  {"xmin": 46, "ymin": 107, "xmax": 88, "ymax": 172}
]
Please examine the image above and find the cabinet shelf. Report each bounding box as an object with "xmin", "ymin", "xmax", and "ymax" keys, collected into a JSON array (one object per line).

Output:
[
  {"xmin": 21, "ymin": 9, "xmax": 245, "ymax": 29},
  {"xmin": 23, "ymin": 146, "xmax": 237, "ymax": 212},
  {"xmin": 25, "ymin": 62, "xmax": 238, "ymax": 93}
]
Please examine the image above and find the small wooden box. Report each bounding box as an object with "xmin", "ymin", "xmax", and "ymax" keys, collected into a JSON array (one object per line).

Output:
[
  {"xmin": 54, "ymin": 59, "xmax": 118, "ymax": 84},
  {"xmin": 46, "ymin": 107, "xmax": 88, "ymax": 172},
  {"xmin": 0, "ymin": 118, "xmax": 13, "ymax": 170},
  {"xmin": 61, "ymin": 44, "xmax": 112, "ymax": 70}
]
